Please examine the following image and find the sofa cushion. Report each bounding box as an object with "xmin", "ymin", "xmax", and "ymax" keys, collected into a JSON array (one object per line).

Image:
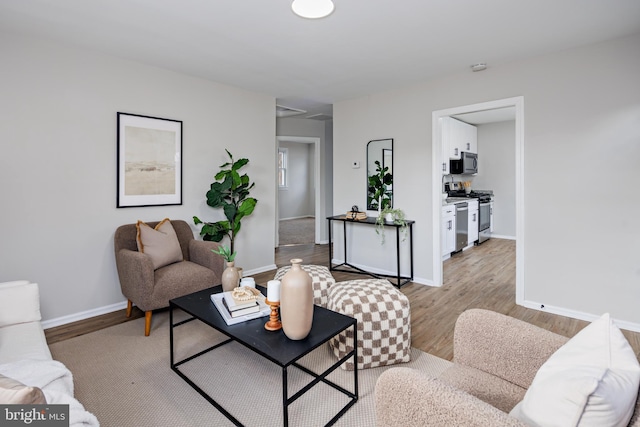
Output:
[
  {"xmin": 136, "ymin": 218, "xmax": 183, "ymax": 270},
  {"xmin": 510, "ymin": 313, "xmax": 640, "ymax": 427},
  {"xmin": 0, "ymin": 373, "xmax": 46, "ymax": 404},
  {"xmin": 0, "ymin": 281, "xmax": 41, "ymax": 327},
  {"xmin": 0, "ymin": 322, "xmax": 53, "ymax": 365}
]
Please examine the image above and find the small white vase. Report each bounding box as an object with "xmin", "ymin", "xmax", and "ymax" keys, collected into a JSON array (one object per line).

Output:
[{"xmin": 385, "ymin": 212, "xmax": 394, "ymax": 223}]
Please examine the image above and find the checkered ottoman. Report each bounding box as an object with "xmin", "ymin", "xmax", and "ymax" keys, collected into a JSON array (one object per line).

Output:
[
  {"xmin": 327, "ymin": 279, "xmax": 411, "ymax": 371},
  {"xmin": 274, "ymin": 264, "xmax": 336, "ymax": 308}
]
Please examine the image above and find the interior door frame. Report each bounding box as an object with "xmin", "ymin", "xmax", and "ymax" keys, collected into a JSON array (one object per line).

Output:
[
  {"xmin": 431, "ymin": 96, "xmax": 525, "ymax": 304},
  {"xmin": 276, "ymin": 136, "xmax": 321, "ymax": 246}
]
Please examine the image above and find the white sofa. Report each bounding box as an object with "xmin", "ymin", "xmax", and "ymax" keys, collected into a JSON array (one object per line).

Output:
[{"xmin": 0, "ymin": 280, "xmax": 99, "ymax": 426}]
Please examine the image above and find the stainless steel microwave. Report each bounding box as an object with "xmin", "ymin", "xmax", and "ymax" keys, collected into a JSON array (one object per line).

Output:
[{"xmin": 450, "ymin": 152, "xmax": 478, "ymax": 175}]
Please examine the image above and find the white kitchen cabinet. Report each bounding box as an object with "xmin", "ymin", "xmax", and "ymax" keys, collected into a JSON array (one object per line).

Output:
[
  {"xmin": 442, "ymin": 205, "xmax": 456, "ymax": 259},
  {"xmin": 440, "ymin": 117, "xmax": 451, "ymax": 175},
  {"xmin": 462, "ymin": 121, "xmax": 477, "ymax": 154},
  {"xmin": 449, "ymin": 117, "xmax": 463, "ymax": 159},
  {"xmin": 446, "ymin": 118, "xmax": 478, "ymax": 159},
  {"xmin": 466, "ymin": 199, "xmax": 479, "ymax": 248}
]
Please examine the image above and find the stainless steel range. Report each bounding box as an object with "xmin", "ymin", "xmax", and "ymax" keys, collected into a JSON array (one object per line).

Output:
[{"xmin": 447, "ymin": 190, "xmax": 493, "ymax": 244}]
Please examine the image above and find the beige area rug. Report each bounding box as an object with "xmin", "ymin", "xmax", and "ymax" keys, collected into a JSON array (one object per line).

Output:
[
  {"xmin": 279, "ymin": 217, "xmax": 315, "ymax": 246},
  {"xmin": 49, "ymin": 310, "xmax": 452, "ymax": 427}
]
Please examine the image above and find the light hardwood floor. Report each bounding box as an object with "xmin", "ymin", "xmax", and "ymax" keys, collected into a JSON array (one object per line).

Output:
[{"xmin": 46, "ymin": 239, "xmax": 640, "ymax": 361}]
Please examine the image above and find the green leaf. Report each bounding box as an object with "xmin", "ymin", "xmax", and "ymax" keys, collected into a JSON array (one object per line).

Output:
[
  {"xmin": 231, "ymin": 170, "xmax": 241, "ymax": 189},
  {"xmin": 238, "ymin": 198, "xmax": 257, "ymax": 216},
  {"xmin": 232, "ymin": 158, "xmax": 249, "ymax": 171},
  {"xmin": 193, "ymin": 216, "xmax": 202, "ymax": 225},
  {"xmin": 223, "ymin": 204, "xmax": 237, "ymax": 223}
]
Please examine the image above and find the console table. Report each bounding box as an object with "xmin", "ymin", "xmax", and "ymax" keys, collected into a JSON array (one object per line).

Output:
[{"xmin": 327, "ymin": 215, "xmax": 414, "ymax": 288}]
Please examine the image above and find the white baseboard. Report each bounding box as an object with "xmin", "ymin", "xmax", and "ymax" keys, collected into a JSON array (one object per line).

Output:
[
  {"xmin": 43, "ymin": 263, "xmax": 279, "ymax": 330},
  {"xmin": 243, "ymin": 264, "xmax": 277, "ymax": 276},
  {"xmin": 491, "ymin": 234, "xmax": 516, "ymax": 240},
  {"xmin": 520, "ymin": 299, "xmax": 640, "ymax": 333},
  {"xmin": 42, "ymin": 300, "xmax": 128, "ymax": 330},
  {"xmin": 329, "ymin": 258, "xmax": 436, "ymax": 286},
  {"xmin": 279, "ymin": 215, "xmax": 314, "ymax": 221}
]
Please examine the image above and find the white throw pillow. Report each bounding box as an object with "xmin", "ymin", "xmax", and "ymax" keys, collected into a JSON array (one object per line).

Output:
[
  {"xmin": 510, "ymin": 313, "xmax": 640, "ymax": 427},
  {"xmin": 0, "ymin": 281, "xmax": 41, "ymax": 327}
]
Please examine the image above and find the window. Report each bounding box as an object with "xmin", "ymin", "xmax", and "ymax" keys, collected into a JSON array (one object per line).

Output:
[{"xmin": 278, "ymin": 147, "xmax": 288, "ymax": 188}]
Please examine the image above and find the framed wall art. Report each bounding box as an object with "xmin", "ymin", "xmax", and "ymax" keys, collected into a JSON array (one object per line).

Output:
[{"xmin": 117, "ymin": 112, "xmax": 182, "ymax": 208}]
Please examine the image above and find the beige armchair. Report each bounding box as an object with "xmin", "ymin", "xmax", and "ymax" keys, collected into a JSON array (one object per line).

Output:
[
  {"xmin": 114, "ymin": 219, "xmax": 225, "ymax": 336},
  {"xmin": 375, "ymin": 309, "xmax": 640, "ymax": 427}
]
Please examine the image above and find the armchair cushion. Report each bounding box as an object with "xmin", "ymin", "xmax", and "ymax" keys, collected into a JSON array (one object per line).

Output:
[
  {"xmin": 152, "ymin": 261, "xmax": 217, "ymax": 305},
  {"xmin": 136, "ymin": 219, "xmax": 183, "ymax": 270},
  {"xmin": 375, "ymin": 367, "xmax": 528, "ymax": 427},
  {"xmin": 510, "ymin": 313, "xmax": 640, "ymax": 427},
  {"xmin": 439, "ymin": 363, "xmax": 526, "ymax": 413}
]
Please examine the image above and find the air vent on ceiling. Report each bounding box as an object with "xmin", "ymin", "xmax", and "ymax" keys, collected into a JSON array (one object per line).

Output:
[
  {"xmin": 276, "ymin": 104, "xmax": 307, "ymax": 118},
  {"xmin": 306, "ymin": 113, "xmax": 333, "ymax": 121}
]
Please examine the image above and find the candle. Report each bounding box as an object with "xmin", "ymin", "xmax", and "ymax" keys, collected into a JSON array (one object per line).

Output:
[
  {"xmin": 267, "ymin": 280, "xmax": 281, "ymax": 302},
  {"xmin": 240, "ymin": 277, "xmax": 255, "ymax": 288}
]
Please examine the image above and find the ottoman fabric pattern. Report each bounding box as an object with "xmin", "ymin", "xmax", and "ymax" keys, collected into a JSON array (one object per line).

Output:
[
  {"xmin": 274, "ymin": 265, "xmax": 336, "ymax": 307},
  {"xmin": 327, "ymin": 279, "xmax": 411, "ymax": 370}
]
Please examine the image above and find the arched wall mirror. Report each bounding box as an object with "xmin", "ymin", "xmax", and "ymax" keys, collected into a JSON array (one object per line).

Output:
[{"xmin": 366, "ymin": 138, "xmax": 393, "ymax": 210}]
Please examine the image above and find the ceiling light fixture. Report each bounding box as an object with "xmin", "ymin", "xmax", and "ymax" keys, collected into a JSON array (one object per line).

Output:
[
  {"xmin": 292, "ymin": 0, "xmax": 335, "ymax": 19},
  {"xmin": 470, "ymin": 63, "xmax": 487, "ymax": 72}
]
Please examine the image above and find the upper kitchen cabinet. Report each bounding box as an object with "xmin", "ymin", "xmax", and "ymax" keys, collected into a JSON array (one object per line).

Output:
[
  {"xmin": 459, "ymin": 120, "xmax": 477, "ymax": 154},
  {"xmin": 444, "ymin": 117, "xmax": 477, "ymax": 160},
  {"xmin": 440, "ymin": 117, "xmax": 452, "ymax": 175}
]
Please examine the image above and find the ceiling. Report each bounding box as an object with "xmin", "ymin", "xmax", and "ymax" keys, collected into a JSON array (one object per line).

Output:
[
  {"xmin": 2, "ymin": 1, "xmax": 639, "ymax": 119},
  {"xmin": 452, "ymin": 107, "xmax": 515, "ymax": 125}
]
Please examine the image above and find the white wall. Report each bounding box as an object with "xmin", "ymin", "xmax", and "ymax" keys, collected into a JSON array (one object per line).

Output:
[
  {"xmin": 276, "ymin": 117, "xmax": 333, "ymax": 242},
  {"xmin": 0, "ymin": 34, "xmax": 276, "ymax": 324},
  {"xmin": 474, "ymin": 120, "xmax": 516, "ymax": 238},
  {"xmin": 333, "ymin": 33, "xmax": 640, "ymax": 327},
  {"xmin": 278, "ymin": 141, "xmax": 314, "ymax": 219}
]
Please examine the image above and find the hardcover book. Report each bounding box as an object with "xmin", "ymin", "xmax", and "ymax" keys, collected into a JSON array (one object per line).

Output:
[{"xmin": 210, "ymin": 293, "xmax": 270, "ymax": 326}]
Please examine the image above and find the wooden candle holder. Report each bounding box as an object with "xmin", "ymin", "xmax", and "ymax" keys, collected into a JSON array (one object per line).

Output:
[{"xmin": 264, "ymin": 299, "xmax": 282, "ymax": 331}]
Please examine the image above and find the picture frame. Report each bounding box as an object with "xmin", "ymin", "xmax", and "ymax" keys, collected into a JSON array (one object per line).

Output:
[{"xmin": 117, "ymin": 113, "xmax": 182, "ymax": 208}]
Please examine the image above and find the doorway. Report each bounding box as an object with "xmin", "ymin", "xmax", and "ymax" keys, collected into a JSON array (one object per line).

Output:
[
  {"xmin": 276, "ymin": 136, "xmax": 321, "ymax": 246},
  {"xmin": 431, "ymin": 96, "xmax": 525, "ymax": 304}
]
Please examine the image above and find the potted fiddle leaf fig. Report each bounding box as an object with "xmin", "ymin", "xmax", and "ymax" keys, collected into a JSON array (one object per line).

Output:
[{"xmin": 193, "ymin": 149, "xmax": 258, "ymax": 255}]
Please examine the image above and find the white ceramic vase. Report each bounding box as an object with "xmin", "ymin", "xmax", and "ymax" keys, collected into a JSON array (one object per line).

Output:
[{"xmin": 279, "ymin": 258, "xmax": 313, "ymax": 340}]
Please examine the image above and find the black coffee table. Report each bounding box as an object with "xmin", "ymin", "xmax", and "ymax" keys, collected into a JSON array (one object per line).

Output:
[{"xmin": 169, "ymin": 285, "xmax": 358, "ymax": 427}]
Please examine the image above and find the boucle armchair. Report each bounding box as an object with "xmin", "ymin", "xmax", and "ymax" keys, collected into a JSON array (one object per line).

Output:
[
  {"xmin": 375, "ymin": 309, "xmax": 640, "ymax": 427},
  {"xmin": 114, "ymin": 219, "xmax": 225, "ymax": 336}
]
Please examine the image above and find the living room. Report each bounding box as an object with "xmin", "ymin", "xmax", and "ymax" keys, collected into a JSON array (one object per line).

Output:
[{"xmin": 2, "ymin": 1, "xmax": 640, "ymax": 425}]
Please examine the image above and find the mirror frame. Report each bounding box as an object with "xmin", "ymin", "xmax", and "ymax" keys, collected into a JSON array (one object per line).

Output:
[{"xmin": 366, "ymin": 138, "xmax": 394, "ymax": 211}]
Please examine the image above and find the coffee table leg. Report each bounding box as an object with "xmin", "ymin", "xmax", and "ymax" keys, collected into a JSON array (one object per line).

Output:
[
  {"xmin": 282, "ymin": 367, "xmax": 288, "ymax": 427},
  {"xmin": 169, "ymin": 303, "xmax": 174, "ymax": 367}
]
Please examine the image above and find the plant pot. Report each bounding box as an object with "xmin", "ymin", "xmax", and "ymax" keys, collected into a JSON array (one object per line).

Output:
[
  {"xmin": 385, "ymin": 212, "xmax": 394, "ymax": 223},
  {"xmin": 279, "ymin": 258, "xmax": 313, "ymax": 340},
  {"xmin": 221, "ymin": 261, "xmax": 240, "ymax": 292}
]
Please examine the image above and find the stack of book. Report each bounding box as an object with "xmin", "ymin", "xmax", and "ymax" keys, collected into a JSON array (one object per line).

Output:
[
  {"xmin": 222, "ymin": 291, "xmax": 260, "ymax": 317},
  {"xmin": 345, "ymin": 211, "xmax": 367, "ymax": 220},
  {"xmin": 211, "ymin": 290, "xmax": 269, "ymax": 325}
]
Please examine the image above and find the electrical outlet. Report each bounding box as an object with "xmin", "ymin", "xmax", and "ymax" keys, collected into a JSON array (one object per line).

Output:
[{"xmin": 352, "ymin": 161, "xmax": 360, "ymax": 168}]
